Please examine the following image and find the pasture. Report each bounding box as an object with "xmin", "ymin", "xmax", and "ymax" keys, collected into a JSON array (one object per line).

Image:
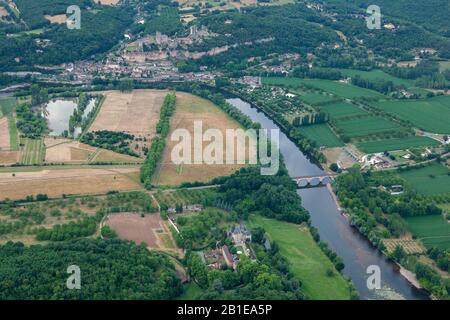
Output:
[
  {"xmin": 263, "ymin": 77, "xmax": 385, "ymax": 99},
  {"xmin": 371, "ymin": 96, "xmax": 450, "ymax": 134},
  {"xmin": 298, "ymin": 124, "xmax": 344, "ymax": 148},
  {"xmin": 248, "ymin": 215, "xmax": 351, "ymax": 300},
  {"xmin": 317, "ymin": 101, "xmax": 368, "ymax": 119},
  {"xmin": 154, "ymin": 92, "xmax": 249, "ymax": 186},
  {"xmin": 0, "ymin": 167, "xmax": 142, "ymax": 201},
  {"xmin": 356, "ymin": 136, "xmax": 440, "ymax": 153},
  {"xmin": 399, "ymin": 163, "xmax": 450, "ymax": 196},
  {"xmin": 404, "ymin": 215, "xmax": 450, "ymax": 250},
  {"xmin": 334, "ymin": 116, "xmax": 403, "ymax": 139}
]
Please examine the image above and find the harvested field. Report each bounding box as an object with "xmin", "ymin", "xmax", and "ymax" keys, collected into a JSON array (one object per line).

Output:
[
  {"xmin": 44, "ymin": 14, "xmax": 66, "ymax": 24},
  {"xmin": 88, "ymin": 89, "xmax": 167, "ymax": 138},
  {"xmin": 44, "ymin": 138, "xmax": 96, "ymax": 163},
  {"xmin": 154, "ymin": 92, "xmax": 251, "ymax": 186},
  {"xmin": 105, "ymin": 212, "xmax": 179, "ymax": 253},
  {"xmin": 0, "ymin": 117, "xmax": 10, "ymax": 150},
  {"xmin": 0, "ymin": 151, "xmax": 19, "ymax": 165},
  {"xmin": 92, "ymin": 148, "xmax": 143, "ymax": 163},
  {"xmin": 0, "ymin": 167, "xmax": 142, "ymax": 200},
  {"xmin": 383, "ymin": 238, "xmax": 425, "ymax": 255}
]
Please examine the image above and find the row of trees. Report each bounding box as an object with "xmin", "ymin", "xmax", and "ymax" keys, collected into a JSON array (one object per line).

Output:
[{"xmin": 140, "ymin": 93, "xmax": 176, "ymax": 188}]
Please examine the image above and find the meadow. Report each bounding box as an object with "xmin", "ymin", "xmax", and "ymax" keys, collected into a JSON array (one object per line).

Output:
[
  {"xmin": 404, "ymin": 215, "xmax": 450, "ymax": 250},
  {"xmin": 263, "ymin": 77, "xmax": 385, "ymax": 99},
  {"xmin": 399, "ymin": 163, "xmax": 450, "ymax": 196},
  {"xmin": 356, "ymin": 136, "xmax": 440, "ymax": 153},
  {"xmin": 248, "ymin": 215, "xmax": 351, "ymax": 300},
  {"xmin": 298, "ymin": 124, "xmax": 344, "ymax": 148},
  {"xmin": 295, "ymin": 91, "xmax": 338, "ymax": 105},
  {"xmin": 334, "ymin": 116, "xmax": 403, "ymax": 139},
  {"xmin": 0, "ymin": 97, "xmax": 16, "ymax": 117},
  {"xmin": 371, "ymin": 96, "xmax": 450, "ymax": 134},
  {"xmin": 317, "ymin": 101, "xmax": 369, "ymax": 119}
]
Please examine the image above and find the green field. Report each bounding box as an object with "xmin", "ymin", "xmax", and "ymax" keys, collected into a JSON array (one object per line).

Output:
[
  {"xmin": 317, "ymin": 101, "xmax": 369, "ymax": 119},
  {"xmin": 154, "ymin": 188, "xmax": 218, "ymax": 209},
  {"xmin": 297, "ymin": 92, "xmax": 339, "ymax": 105},
  {"xmin": 248, "ymin": 215, "xmax": 351, "ymax": 300},
  {"xmin": 399, "ymin": 163, "xmax": 450, "ymax": 196},
  {"xmin": 334, "ymin": 116, "xmax": 403, "ymax": 139},
  {"xmin": 263, "ymin": 77, "xmax": 385, "ymax": 99},
  {"xmin": 404, "ymin": 215, "xmax": 450, "ymax": 250},
  {"xmin": 7, "ymin": 116, "xmax": 18, "ymax": 150},
  {"xmin": 438, "ymin": 61, "xmax": 450, "ymax": 72},
  {"xmin": 371, "ymin": 96, "xmax": 450, "ymax": 134},
  {"xmin": 20, "ymin": 138, "xmax": 45, "ymax": 165},
  {"xmin": 336, "ymin": 69, "xmax": 414, "ymax": 87},
  {"xmin": 0, "ymin": 97, "xmax": 15, "ymax": 117},
  {"xmin": 356, "ymin": 136, "xmax": 440, "ymax": 153},
  {"xmin": 298, "ymin": 123, "xmax": 344, "ymax": 147}
]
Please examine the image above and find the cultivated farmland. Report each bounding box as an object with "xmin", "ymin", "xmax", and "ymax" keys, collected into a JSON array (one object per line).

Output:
[
  {"xmin": 20, "ymin": 138, "xmax": 44, "ymax": 165},
  {"xmin": 371, "ymin": 96, "xmax": 450, "ymax": 134},
  {"xmin": 0, "ymin": 167, "xmax": 142, "ymax": 200},
  {"xmin": 317, "ymin": 101, "xmax": 368, "ymax": 119},
  {"xmin": 399, "ymin": 163, "xmax": 450, "ymax": 196},
  {"xmin": 404, "ymin": 215, "xmax": 450, "ymax": 250},
  {"xmin": 356, "ymin": 136, "xmax": 440, "ymax": 153},
  {"xmin": 298, "ymin": 124, "xmax": 343, "ymax": 147},
  {"xmin": 334, "ymin": 116, "xmax": 403, "ymax": 139},
  {"xmin": 154, "ymin": 92, "xmax": 250, "ymax": 186}
]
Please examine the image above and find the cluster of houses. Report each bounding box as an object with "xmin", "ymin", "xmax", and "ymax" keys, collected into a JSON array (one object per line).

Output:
[{"xmin": 201, "ymin": 223, "xmax": 257, "ymax": 270}]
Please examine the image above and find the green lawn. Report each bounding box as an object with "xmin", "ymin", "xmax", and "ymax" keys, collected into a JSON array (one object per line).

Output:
[
  {"xmin": 404, "ymin": 215, "xmax": 450, "ymax": 250},
  {"xmin": 298, "ymin": 123, "xmax": 344, "ymax": 148},
  {"xmin": 356, "ymin": 136, "xmax": 440, "ymax": 153},
  {"xmin": 399, "ymin": 163, "xmax": 450, "ymax": 196},
  {"xmin": 248, "ymin": 215, "xmax": 351, "ymax": 300},
  {"xmin": 317, "ymin": 101, "xmax": 369, "ymax": 119},
  {"xmin": 263, "ymin": 77, "xmax": 385, "ymax": 99},
  {"xmin": 336, "ymin": 69, "xmax": 414, "ymax": 87},
  {"xmin": 371, "ymin": 96, "xmax": 450, "ymax": 134},
  {"xmin": 334, "ymin": 115, "xmax": 403, "ymax": 139}
]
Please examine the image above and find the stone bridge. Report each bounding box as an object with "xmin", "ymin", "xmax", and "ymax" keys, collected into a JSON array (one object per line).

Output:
[{"xmin": 293, "ymin": 173, "xmax": 338, "ymax": 189}]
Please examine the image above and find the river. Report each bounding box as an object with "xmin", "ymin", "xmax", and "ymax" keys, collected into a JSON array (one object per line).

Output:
[{"xmin": 226, "ymin": 97, "xmax": 428, "ymax": 300}]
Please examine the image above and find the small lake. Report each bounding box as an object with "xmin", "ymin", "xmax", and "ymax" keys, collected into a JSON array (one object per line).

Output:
[{"xmin": 44, "ymin": 99, "xmax": 77, "ymax": 137}]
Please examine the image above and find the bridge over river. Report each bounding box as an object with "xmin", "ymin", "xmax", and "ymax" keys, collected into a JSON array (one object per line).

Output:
[{"xmin": 293, "ymin": 173, "xmax": 339, "ymax": 189}]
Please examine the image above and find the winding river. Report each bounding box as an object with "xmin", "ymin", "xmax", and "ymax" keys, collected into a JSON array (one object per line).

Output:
[{"xmin": 226, "ymin": 98, "xmax": 428, "ymax": 300}]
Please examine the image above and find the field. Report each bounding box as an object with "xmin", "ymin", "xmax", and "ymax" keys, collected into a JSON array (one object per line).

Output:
[
  {"xmin": 89, "ymin": 89, "xmax": 167, "ymax": 138},
  {"xmin": 248, "ymin": 215, "xmax": 351, "ymax": 300},
  {"xmin": 105, "ymin": 212, "xmax": 179, "ymax": 254},
  {"xmin": 317, "ymin": 101, "xmax": 369, "ymax": 119},
  {"xmin": 0, "ymin": 117, "xmax": 10, "ymax": 150},
  {"xmin": 263, "ymin": 77, "xmax": 385, "ymax": 99},
  {"xmin": 20, "ymin": 138, "xmax": 44, "ymax": 165},
  {"xmin": 0, "ymin": 97, "xmax": 16, "ymax": 117},
  {"xmin": 0, "ymin": 167, "xmax": 142, "ymax": 200},
  {"xmin": 298, "ymin": 124, "xmax": 344, "ymax": 148},
  {"xmin": 296, "ymin": 92, "xmax": 338, "ymax": 106},
  {"xmin": 356, "ymin": 136, "xmax": 440, "ymax": 153},
  {"xmin": 438, "ymin": 61, "xmax": 450, "ymax": 72},
  {"xmin": 335, "ymin": 69, "xmax": 413, "ymax": 87},
  {"xmin": 404, "ymin": 215, "xmax": 450, "ymax": 250},
  {"xmin": 153, "ymin": 92, "xmax": 249, "ymax": 186},
  {"xmin": 371, "ymin": 96, "xmax": 450, "ymax": 134},
  {"xmin": 399, "ymin": 163, "xmax": 450, "ymax": 196},
  {"xmin": 44, "ymin": 14, "xmax": 66, "ymax": 24},
  {"xmin": 334, "ymin": 116, "xmax": 403, "ymax": 139}
]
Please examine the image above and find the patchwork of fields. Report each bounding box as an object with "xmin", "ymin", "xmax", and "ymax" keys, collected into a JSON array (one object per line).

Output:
[{"xmin": 371, "ymin": 96, "xmax": 450, "ymax": 134}]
